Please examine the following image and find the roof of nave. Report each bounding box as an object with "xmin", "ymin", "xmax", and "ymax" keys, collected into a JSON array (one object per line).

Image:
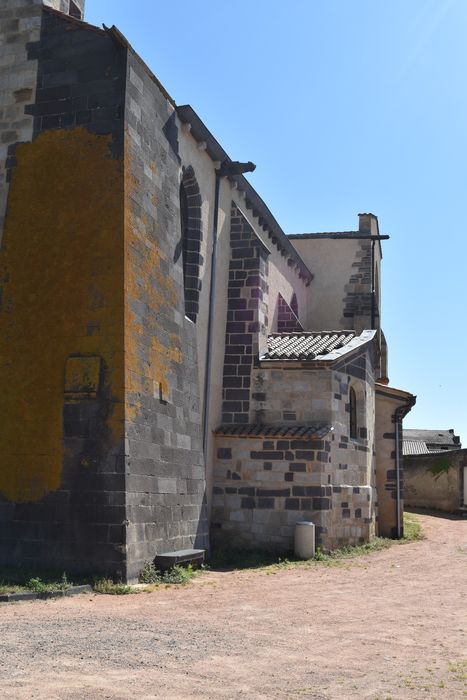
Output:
[{"xmin": 260, "ymin": 329, "xmax": 376, "ymax": 363}]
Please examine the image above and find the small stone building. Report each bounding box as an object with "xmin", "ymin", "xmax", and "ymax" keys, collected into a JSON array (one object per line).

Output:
[
  {"xmin": 403, "ymin": 430, "xmax": 466, "ymax": 513},
  {"xmin": 403, "ymin": 429, "xmax": 461, "ymax": 455},
  {"xmin": 0, "ymin": 0, "xmax": 414, "ymax": 580}
]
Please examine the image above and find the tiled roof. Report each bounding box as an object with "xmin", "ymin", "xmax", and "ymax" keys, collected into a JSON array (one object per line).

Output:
[
  {"xmin": 402, "ymin": 440, "xmax": 430, "ymax": 456},
  {"xmin": 403, "ymin": 429, "xmax": 461, "ymax": 448},
  {"xmin": 215, "ymin": 424, "xmax": 332, "ymax": 438},
  {"xmin": 261, "ymin": 331, "xmax": 356, "ymax": 361}
]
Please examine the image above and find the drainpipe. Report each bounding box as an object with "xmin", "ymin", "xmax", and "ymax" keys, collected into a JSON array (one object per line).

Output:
[
  {"xmin": 394, "ymin": 406, "xmax": 404, "ymax": 538},
  {"xmin": 370, "ymin": 238, "xmax": 376, "ymax": 330},
  {"xmin": 202, "ymin": 160, "xmax": 256, "ymax": 456},
  {"xmin": 393, "ymin": 396, "xmax": 416, "ymax": 538}
]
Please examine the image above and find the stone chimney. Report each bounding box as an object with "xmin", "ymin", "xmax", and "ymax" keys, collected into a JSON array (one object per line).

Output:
[
  {"xmin": 358, "ymin": 212, "xmax": 379, "ymax": 237},
  {"xmin": 42, "ymin": 0, "xmax": 85, "ymax": 19}
]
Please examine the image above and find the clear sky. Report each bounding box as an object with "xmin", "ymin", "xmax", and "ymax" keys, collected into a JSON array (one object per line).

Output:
[{"xmin": 86, "ymin": 0, "xmax": 467, "ymax": 441}]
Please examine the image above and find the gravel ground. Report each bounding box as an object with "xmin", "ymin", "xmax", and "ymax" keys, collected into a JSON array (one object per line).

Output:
[{"xmin": 0, "ymin": 511, "xmax": 466, "ymax": 699}]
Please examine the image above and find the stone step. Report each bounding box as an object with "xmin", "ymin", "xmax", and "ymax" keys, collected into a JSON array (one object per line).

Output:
[{"xmin": 154, "ymin": 548, "xmax": 205, "ymax": 571}]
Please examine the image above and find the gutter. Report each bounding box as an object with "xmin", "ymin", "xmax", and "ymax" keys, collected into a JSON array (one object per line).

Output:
[
  {"xmin": 202, "ymin": 171, "xmax": 221, "ymax": 455},
  {"xmin": 371, "ymin": 237, "xmax": 376, "ymax": 330}
]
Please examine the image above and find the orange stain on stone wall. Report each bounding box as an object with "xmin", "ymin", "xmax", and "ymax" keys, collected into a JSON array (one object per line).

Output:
[
  {"xmin": 0, "ymin": 128, "xmax": 124, "ymax": 502},
  {"xmin": 123, "ymin": 134, "xmax": 182, "ymax": 419}
]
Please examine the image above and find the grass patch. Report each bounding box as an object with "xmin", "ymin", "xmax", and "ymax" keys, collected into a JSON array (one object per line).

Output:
[
  {"xmin": 210, "ymin": 512, "xmax": 424, "ymax": 573},
  {"xmin": 138, "ymin": 561, "xmax": 200, "ymax": 588},
  {"xmin": 92, "ymin": 578, "xmax": 133, "ymax": 595},
  {"xmin": 0, "ymin": 513, "xmax": 424, "ymax": 595},
  {"xmin": 209, "ymin": 539, "xmax": 393, "ymax": 573},
  {"xmin": 0, "ymin": 568, "xmax": 76, "ymax": 595},
  {"xmin": 0, "ymin": 562, "xmax": 201, "ymax": 597},
  {"xmin": 402, "ymin": 511, "xmax": 424, "ymax": 541},
  {"xmin": 449, "ymin": 660, "xmax": 467, "ymax": 685}
]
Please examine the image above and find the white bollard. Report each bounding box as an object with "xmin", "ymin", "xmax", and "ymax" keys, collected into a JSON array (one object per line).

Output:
[{"xmin": 294, "ymin": 521, "xmax": 315, "ymax": 559}]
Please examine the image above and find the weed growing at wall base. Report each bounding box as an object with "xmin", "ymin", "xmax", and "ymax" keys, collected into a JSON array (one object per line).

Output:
[
  {"xmin": 92, "ymin": 579, "xmax": 133, "ymax": 595},
  {"xmin": 210, "ymin": 512, "xmax": 424, "ymax": 573},
  {"xmin": 0, "ymin": 514, "xmax": 423, "ymax": 596},
  {"xmin": 402, "ymin": 511, "xmax": 424, "ymax": 541},
  {"xmin": 138, "ymin": 562, "xmax": 199, "ymax": 586},
  {"xmin": 0, "ymin": 568, "xmax": 75, "ymax": 595}
]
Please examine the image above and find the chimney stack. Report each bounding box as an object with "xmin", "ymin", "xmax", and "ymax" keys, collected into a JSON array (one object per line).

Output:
[
  {"xmin": 42, "ymin": 0, "xmax": 85, "ymax": 20},
  {"xmin": 358, "ymin": 212, "xmax": 379, "ymax": 237}
]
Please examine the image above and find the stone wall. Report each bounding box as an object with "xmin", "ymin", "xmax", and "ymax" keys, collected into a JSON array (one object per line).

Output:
[
  {"xmin": 404, "ymin": 449, "xmax": 466, "ymax": 512},
  {"xmin": 289, "ymin": 214, "xmax": 382, "ymax": 337},
  {"xmin": 0, "ymin": 8, "xmax": 209, "ymax": 581},
  {"xmin": 375, "ymin": 384, "xmax": 415, "ymax": 538},
  {"xmin": 214, "ymin": 341, "xmax": 377, "ymax": 552},
  {"xmin": 0, "ymin": 10, "xmax": 128, "ymax": 576},
  {"xmin": 0, "ymin": 0, "xmax": 42, "ymax": 243},
  {"xmin": 212, "ymin": 432, "xmax": 333, "ymax": 551},
  {"xmin": 221, "ymin": 204, "xmax": 270, "ymax": 425},
  {"xmin": 251, "ymin": 368, "xmax": 332, "ymax": 426},
  {"xmin": 213, "ymin": 432, "xmax": 374, "ymax": 552},
  {"xmin": 123, "ymin": 50, "xmax": 208, "ymax": 580},
  {"xmin": 330, "ymin": 347, "xmax": 376, "ymax": 492},
  {"xmin": 251, "ymin": 346, "xmax": 376, "ymax": 486},
  {"xmin": 277, "ymin": 293, "xmax": 303, "ymax": 332}
]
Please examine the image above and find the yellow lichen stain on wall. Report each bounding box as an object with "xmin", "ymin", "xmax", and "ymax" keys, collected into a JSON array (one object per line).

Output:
[
  {"xmin": 0, "ymin": 127, "xmax": 124, "ymax": 502},
  {"xmin": 124, "ymin": 132, "xmax": 182, "ymax": 419}
]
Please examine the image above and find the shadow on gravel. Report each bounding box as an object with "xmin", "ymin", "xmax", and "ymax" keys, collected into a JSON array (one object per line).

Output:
[
  {"xmin": 208, "ymin": 548, "xmax": 295, "ymax": 572},
  {"xmin": 405, "ymin": 506, "xmax": 466, "ymax": 521}
]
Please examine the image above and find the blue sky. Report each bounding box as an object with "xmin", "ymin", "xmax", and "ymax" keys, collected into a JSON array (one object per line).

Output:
[{"xmin": 86, "ymin": 0, "xmax": 467, "ymax": 440}]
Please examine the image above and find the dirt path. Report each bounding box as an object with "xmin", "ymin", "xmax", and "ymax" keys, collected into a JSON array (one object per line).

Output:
[{"xmin": 0, "ymin": 512, "xmax": 465, "ymax": 699}]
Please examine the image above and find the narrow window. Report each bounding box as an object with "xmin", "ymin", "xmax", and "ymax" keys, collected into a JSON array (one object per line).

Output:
[
  {"xmin": 69, "ymin": 1, "xmax": 82, "ymax": 19},
  {"xmin": 180, "ymin": 180, "xmax": 189, "ymax": 291},
  {"xmin": 349, "ymin": 387, "xmax": 357, "ymax": 439},
  {"xmin": 179, "ymin": 167, "xmax": 203, "ymax": 323}
]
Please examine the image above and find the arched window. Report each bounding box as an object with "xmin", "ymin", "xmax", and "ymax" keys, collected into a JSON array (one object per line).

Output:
[
  {"xmin": 349, "ymin": 387, "xmax": 357, "ymax": 439},
  {"xmin": 180, "ymin": 181, "xmax": 189, "ymax": 288},
  {"xmin": 179, "ymin": 166, "xmax": 203, "ymax": 323}
]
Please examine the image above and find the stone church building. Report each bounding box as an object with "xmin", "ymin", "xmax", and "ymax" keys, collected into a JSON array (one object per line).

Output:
[{"xmin": 0, "ymin": 0, "xmax": 415, "ymax": 581}]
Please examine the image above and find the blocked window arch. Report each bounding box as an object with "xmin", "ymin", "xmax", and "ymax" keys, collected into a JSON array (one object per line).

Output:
[{"xmin": 179, "ymin": 166, "xmax": 203, "ymax": 322}]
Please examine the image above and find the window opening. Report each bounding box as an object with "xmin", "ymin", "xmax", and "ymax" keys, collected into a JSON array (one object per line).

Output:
[
  {"xmin": 69, "ymin": 1, "xmax": 82, "ymax": 19},
  {"xmin": 349, "ymin": 387, "xmax": 357, "ymax": 439}
]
